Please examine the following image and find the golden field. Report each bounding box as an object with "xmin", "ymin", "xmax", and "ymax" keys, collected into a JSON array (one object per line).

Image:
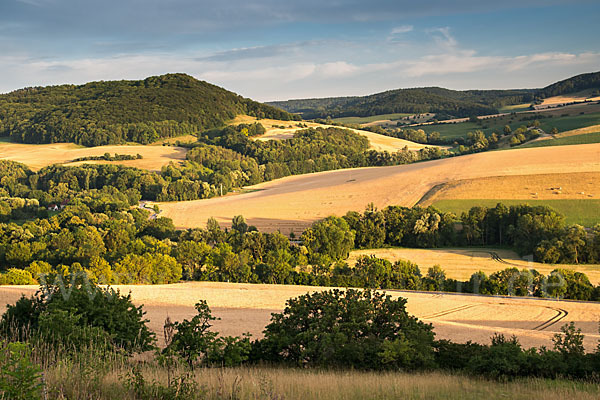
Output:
[
  {"xmin": 2, "ymin": 282, "xmax": 599, "ymax": 351},
  {"xmin": 230, "ymin": 115, "xmax": 432, "ymax": 152},
  {"xmin": 348, "ymin": 247, "xmax": 600, "ymax": 285},
  {"xmin": 0, "ymin": 142, "xmax": 187, "ymax": 171},
  {"xmin": 418, "ymin": 172, "xmax": 600, "ymax": 203},
  {"xmin": 159, "ymin": 143, "xmax": 600, "ymax": 234}
]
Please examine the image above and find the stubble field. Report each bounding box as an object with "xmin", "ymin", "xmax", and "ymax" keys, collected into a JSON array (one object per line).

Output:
[
  {"xmin": 0, "ymin": 142, "xmax": 187, "ymax": 171},
  {"xmin": 160, "ymin": 143, "xmax": 600, "ymax": 234},
  {"xmin": 2, "ymin": 282, "xmax": 598, "ymax": 351}
]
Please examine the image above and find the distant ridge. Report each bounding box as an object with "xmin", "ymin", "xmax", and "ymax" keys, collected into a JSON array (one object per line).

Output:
[
  {"xmin": 268, "ymin": 71, "xmax": 600, "ymax": 120},
  {"xmin": 0, "ymin": 73, "xmax": 297, "ymax": 146}
]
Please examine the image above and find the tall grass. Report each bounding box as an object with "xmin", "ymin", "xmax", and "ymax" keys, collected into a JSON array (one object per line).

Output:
[{"xmin": 3, "ymin": 336, "xmax": 599, "ymax": 400}]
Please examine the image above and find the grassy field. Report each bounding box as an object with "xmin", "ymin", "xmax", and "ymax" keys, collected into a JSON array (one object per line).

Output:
[
  {"xmin": 498, "ymin": 103, "xmax": 532, "ymax": 113},
  {"xmin": 419, "ymin": 107, "xmax": 600, "ymax": 140},
  {"xmin": 520, "ymin": 131, "xmax": 600, "ymax": 148},
  {"xmin": 348, "ymin": 247, "xmax": 600, "ymax": 285},
  {"xmin": 332, "ymin": 113, "xmax": 412, "ymax": 124},
  {"xmin": 0, "ymin": 142, "xmax": 187, "ymax": 171},
  {"xmin": 431, "ymin": 198, "xmax": 600, "ymax": 226}
]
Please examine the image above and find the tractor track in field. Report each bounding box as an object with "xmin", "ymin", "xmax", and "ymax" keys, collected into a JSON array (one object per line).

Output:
[
  {"xmin": 423, "ymin": 304, "xmax": 478, "ymax": 319},
  {"xmin": 532, "ymin": 307, "xmax": 569, "ymax": 331}
]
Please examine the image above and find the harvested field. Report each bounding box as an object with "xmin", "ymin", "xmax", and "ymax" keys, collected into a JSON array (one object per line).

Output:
[
  {"xmin": 555, "ymin": 124, "xmax": 600, "ymax": 138},
  {"xmin": 418, "ymin": 172, "xmax": 600, "ymax": 203},
  {"xmin": 230, "ymin": 115, "xmax": 431, "ymax": 152},
  {"xmin": 160, "ymin": 143, "xmax": 600, "ymax": 234},
  {"xmin": 2, "ymin": 282, "xmax": 599, "ymax": 351},
  {"xmin": 348, "ymin": 247, "xmax": 600, "ymax": 285},
  {"xmin": 0, "ymin": 142, "xmax": 187, "ymax": 171}
]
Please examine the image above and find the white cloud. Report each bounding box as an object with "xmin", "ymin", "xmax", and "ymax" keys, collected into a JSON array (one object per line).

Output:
[{"xmin": 391, "ymin": 25, "xmax": 413, "ymax": 35}]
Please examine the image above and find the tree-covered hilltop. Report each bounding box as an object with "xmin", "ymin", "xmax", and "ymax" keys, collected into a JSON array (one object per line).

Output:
[
  {"xmin": 0, "ymin": 73, "xmax": 297, "ymax": 146},
  {"xmin": 268, "ymin": 87, "xmax": 536, "ymax": 119},
  {"xmin": 540, "ymin": 71, "xmax": 600, "ymax": 98}
]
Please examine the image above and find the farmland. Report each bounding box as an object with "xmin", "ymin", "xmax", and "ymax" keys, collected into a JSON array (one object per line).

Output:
[
  {"xmin": 417, "ymin": 104, "xmax": 600, "ymax": 140},
  {"xmin": 348, "ymin": 248, "xmax": 600, "ymax": 285},
  {"xmin": 230, "ymin": 115, "xmax": 431, "ymax": 152},
  {"xmin": 520, "ymin": 131, "xmax": 600, "ymax": 149},
  {"xmin": 2, "ymin": 282, "xmax": 599, "ymax": 352},
  {"xmin": 160, "ymin": 143, "xmax": 600, "ymax": 233},
  {"xmin": 0, "ymin": 142, "xmax": 187, "ymax": 171}
]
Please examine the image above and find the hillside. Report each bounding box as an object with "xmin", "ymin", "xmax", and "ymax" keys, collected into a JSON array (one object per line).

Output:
[
  {"xmin": 268, "ymin": 87, "xmax": 535, "ymax": 119},
  {"xmin": 540, "ymin": 71, "xmax": 600, "ymax": 98},
  {"xmin": 0, "ymin": 73, "xmax": 297, "ymax": 146},
  {"xmin": 268, "ymin": 72, "xmax": 600, "ymax": 120}
]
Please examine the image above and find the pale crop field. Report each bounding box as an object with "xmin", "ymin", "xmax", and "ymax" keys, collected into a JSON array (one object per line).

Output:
[
  {"xmin": 0, "ymin": 142, "xmax": 187, "ymax": 171},
  {"xmin": 159, "ymin": 143, "xmax": 600, "ymax": 234},
  {"xmin": 418, "ymin": 172, "xmax": 600, "ymax": 203},
  {"xmin": 230, "ymin": 115, "xmax": 432, "ymax": 152},
  {"xmin": 2, "ymin": 282, "xmax": 599, "ymax": 351},
  {"xmin": 348, "ymin": 247, "xmax": 600, "ymax": 284}
]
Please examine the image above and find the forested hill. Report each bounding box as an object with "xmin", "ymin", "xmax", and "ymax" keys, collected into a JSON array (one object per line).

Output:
[
  {"xmin": 0, "ymin": 73, "xmax": 297, "ymax": 146},
  {"xmin": 268, "ymin": 71, "xmax": 600, "ymax": 119},
  {"xmin": 267, "ymin": 87, "xmax": 535, "ymax": 119},
  {"xmin": 539, "ymin": 71, "xmax": 600, "ymax": 98}
]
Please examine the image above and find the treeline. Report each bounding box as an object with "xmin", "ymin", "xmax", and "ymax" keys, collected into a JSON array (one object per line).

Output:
[
  {"xmin": 72, "ymin": 152, "xmax": 143, "ymax": 162},
  {"xmin": 1, "ymin": 193, "xmax": 600, "ymax": 301},
  {"xmin": 0, "ymin": 73, "xmax": 296, "ymax": 146}
]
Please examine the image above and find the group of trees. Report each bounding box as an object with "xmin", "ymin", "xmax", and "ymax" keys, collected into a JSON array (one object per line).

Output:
[
  {"xmin": 1, "ymin": 193, "xmax": 599, "ymax": 300},
  {"xmin": 0, "ymin": 74, "xmax": 296, "ymax": 146}
]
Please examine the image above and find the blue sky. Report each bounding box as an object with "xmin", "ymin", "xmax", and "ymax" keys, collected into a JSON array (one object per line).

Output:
[{"xmin": 1, "ymin": 0, "xmax": 599, "ymax": 101}]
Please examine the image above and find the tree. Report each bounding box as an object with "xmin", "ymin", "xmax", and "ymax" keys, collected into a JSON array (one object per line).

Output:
[
  {"xmin": 302, "ymin": 216, "xmax": 354, "ymax": 263},
  {"xmin": 258, "ymin": 289, "xmax": 435, "ymax": 370},
  {"xmin": 503, "ymin": 125, "xmax": 512, "ymax": 135}
]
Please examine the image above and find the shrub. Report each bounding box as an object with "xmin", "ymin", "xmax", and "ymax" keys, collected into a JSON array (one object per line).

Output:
[{"xmin": 0, "ymin": 275, "xmax": 155, "ymax": 353}]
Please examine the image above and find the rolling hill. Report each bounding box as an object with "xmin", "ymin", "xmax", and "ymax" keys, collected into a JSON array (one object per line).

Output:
[
  {"xmin": 0, "ymin": 73, "xmax": 297, "ymax": 146},
  {"xmin": 268, "ymin": 71, "xmax": 600, "ymax": 120}
]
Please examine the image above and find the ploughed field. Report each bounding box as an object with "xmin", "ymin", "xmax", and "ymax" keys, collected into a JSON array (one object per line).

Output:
[
  {"xmin": 2, "ymin": 282, "xmax": 599, "ymax": 351},
  {"xmin": 0, "ymin": 142, "xmax": 188, "ymax": 171},
  {"xmin": 160, "ymin": 143, "xmax": 600, "ymax": 234}
]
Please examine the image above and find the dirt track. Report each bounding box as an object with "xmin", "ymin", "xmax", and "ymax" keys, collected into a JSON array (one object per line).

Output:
[{"xmin": 160, "ymin": 143, "xmax": 600, "ymax": 233}]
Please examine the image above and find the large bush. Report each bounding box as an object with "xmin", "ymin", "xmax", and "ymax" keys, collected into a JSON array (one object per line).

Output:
[
  {"xmin": 0, "ymin": 275, "xmax": 155, "ymax": 352},
  {"xmin": 256, "ymin": 289, "xmax": 435, "ymax": 370}
]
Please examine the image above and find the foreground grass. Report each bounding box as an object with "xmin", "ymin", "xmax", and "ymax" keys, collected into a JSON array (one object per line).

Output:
[
  {"xmin": 47, "ymin": 363, "xmax": 600, "ymax": 400},
  {"xmin": 431, "ymin": 199, "xmax": 600, "ymax": 227},
  {"xmin": 520, "ymin": 131, "xmax": 600, "ymax": 148}
]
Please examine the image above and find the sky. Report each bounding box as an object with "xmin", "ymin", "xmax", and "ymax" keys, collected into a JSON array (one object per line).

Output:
[{"xmin": 1, "ymin": 0, "xmax": 599, "ymax": 101}]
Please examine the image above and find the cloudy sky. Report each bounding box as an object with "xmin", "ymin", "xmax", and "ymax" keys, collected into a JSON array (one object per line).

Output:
[{"xmin": 1, "ymin": 0, "xmax": 599, "ymax": 101}]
